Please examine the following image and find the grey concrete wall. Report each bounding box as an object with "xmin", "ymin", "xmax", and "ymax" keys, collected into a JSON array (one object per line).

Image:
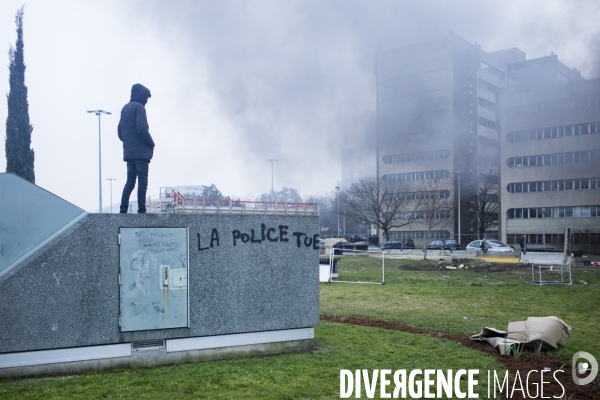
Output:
[
  {"xmin": 0, "ymin": 340, "xmax": 314, "ymax": 378},
  {"xmin": 0, "ymin": 214, "xmax": 320, "ymax": 354},
  {"xmin": 0, "ymin": 173, "xmax": 87, "ymax": 280}
]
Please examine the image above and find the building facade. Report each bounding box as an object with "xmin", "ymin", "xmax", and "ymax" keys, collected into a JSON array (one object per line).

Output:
[
  {"xmin": 373, "ymin": 33, "xmax": 600, "ymax": 248},
  {"xmin": 499, "ymin": 74, "xmax": 600, "ymax": 249},
  {"xmin": 374, "ymin": 33, "xmax": 506, "ymax": 246}
]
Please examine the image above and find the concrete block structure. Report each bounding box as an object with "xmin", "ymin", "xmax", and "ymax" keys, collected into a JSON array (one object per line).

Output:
[{"xmin": 0, "ymin": 173, "xmax": 320, "ymax": 377}]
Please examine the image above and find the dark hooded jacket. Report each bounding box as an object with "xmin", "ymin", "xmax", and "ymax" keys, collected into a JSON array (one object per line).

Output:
[{"xmin": 118, "ymin": 84, "xmax": 155, "ymax": 161}]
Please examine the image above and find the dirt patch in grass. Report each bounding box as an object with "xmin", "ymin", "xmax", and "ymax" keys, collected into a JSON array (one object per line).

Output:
[
  {"xmin": 396, "ymin": 261, "xmax": 530, "ymax": 273},
  {"xmin": 321, "ymin": 315, "xmax": 599, "ymax": 399}
]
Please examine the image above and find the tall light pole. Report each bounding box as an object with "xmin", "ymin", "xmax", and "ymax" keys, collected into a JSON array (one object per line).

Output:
[
  {"xmin": 335, "ymin": 186, "xmax": 340, "ymax": 237},
  {"xmin": 343, "ymin": 205, "xmax": 346, "ymax": 236},
  {"xmin": 375, "ymin": 50, "xmax": 381, "ymax": 244},
  {"xmin": 541, "ymin": 207, "xmax": 547, "ymax": 249},
  {"xmin": 455, "ymin": 171, "xmax": 461, "ymax": 244},
  {"xmin": 106, "ymin": 178, "xmax": 116, "ymax": 213},
  {"xmin": 266, "ymin": 159, "xmax": 278, "ymax": 202},
  {"xmin": 87, "ymin": 110, "xmax": 111, "ymax": 213}
]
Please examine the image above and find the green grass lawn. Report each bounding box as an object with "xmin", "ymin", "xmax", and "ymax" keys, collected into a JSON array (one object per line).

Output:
[
  {"xmin": 0, "ymin": 322, "xmax": 504, "ymax": 399},
  {"xmin": 1, "ymin": 256, "xmax": 598, "ymax": 398},
  {"xmin": 323, "ymin": 256, "xmax": 600, "ymax": 360}
]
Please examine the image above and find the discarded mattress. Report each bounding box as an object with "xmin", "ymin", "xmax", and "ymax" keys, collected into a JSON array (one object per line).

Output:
[{"xmin": 469, "ymin": 316, "xmax": 572, "ymax": 355}]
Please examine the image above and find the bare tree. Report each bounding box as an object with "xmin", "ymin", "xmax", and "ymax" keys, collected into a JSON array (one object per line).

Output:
[
  {"xmin": 417, "ymin": 178, "xmax": 454, "ymax": 260},
  {"xmin": 464, "ymin": 164, "xmax": 499, "ymax": 240},
  {"xmin": 341, "ymin": 176, "xmax": 421, "ymax": 242}
]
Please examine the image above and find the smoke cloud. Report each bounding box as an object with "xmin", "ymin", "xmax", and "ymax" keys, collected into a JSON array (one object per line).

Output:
[{"xmin": 0, "ymin": 0, "xmax": 598, "ymax": 210}]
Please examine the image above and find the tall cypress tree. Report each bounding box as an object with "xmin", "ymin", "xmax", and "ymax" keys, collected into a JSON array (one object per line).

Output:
[{"xmin": 5, "ymin": 6, "xmax": 35, "ymax": 183}]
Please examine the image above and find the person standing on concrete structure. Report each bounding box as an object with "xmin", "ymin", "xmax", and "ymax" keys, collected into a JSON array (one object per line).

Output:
[{"xmin": 118, "ymin": 84, "xmax": 155, "ymax": 213}]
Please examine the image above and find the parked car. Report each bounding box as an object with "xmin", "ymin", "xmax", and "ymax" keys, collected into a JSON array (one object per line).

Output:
[
  {"xmin": 381, "ymin": 239, "xmax": 416, "ymax": 250},
  {"xmin": 333, "ymin": 240, "xmax": 368, "ymax": 255},
  {"xmin": 425, "ymin": 239, "xmax": 461, "ymax": 251},
  {"xmin": 347, "ymin": 235, "xmax": 367, "ymax": 243},
  {"xmin": 466, "ymin": 239, "xmax": 515, "ymax": 253},
  {"xmin": 332, "ymin": 241, "xmax": 345, "ymax": 255}
]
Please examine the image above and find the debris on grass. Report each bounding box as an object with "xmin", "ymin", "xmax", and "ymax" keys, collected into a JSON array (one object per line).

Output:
[{"xmin": 470, "ymin": 316, "xmax": 571, "ymax": 356}]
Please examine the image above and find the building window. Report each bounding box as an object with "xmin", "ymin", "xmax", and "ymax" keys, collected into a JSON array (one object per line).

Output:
[
  {"xmin": 507, "ymin": 205, "xmax": 600, "ymax": 219},
  {"xmin": 506, "ymin": 94, "xmax": 600, "ymax": 117},
  {"xmin": 383, "ymin": 149, "xmax": 449, "ymax": 164},
  {"xmin": 389, "ymin": 230, "xmax": 451, "ymax": 240},
  {"xmin": 478, "ymin": 79, "xmax": 499, "ymax": 94},
  {"xmin": 478, "ymin": 135, "xmax": 500, "ymax": 148},
  {"xmin": 389, "ymin": 190, "xmax": 450, "ymax": 201},
  {"xmin": 506, "ymin": 150, "xmax": 600, "ymax": 168},
  {"xmin": 383, "ymin": 170, "xmax": 450, "ymax": 182},
  {"xmin": 478, "ymin": 97, "xmax": 496, "ymax": 111},
  {"xmin": 478, "ymin": 116, "xmax": 497, "ymax": 130},
  {"xmin": 507, "ymin": 178, "xmax": 600, "ymax": 193},
  {"xmin": 507, "ymin": 232, "xmax": 600, "ymax": 246},
  {"xmin": 481, "ymin": 62, "xmax": 506, "ymax": 79},
  {"xmin": 396, "ymin": 210, "xmax": 451, "ymax": 220},
  {"xmin": 507, "ymin": 121, "xmax": 600, "ymax": 142}
]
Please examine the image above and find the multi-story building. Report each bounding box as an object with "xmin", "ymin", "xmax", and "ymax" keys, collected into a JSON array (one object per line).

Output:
[
  {"xmin": 373, "ymin": 33, "xmax": 600, "ymax": 249},
  {"xmin": 374, "ymin": 33, "xmax": 506, "ymax": 246},
  {"xmin": 499, "ymin": 60, "xmax": 600, "ymax": 249}
]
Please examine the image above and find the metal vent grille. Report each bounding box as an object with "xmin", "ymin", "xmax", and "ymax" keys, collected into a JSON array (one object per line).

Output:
[{"xmin": 132, "ymin": 339, "xmax": 165, "ymax": 350}]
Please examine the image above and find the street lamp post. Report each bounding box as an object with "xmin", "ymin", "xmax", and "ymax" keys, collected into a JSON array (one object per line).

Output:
[
  {"xmin": 343, "ymin": 206, "xmax": 346, "ymax": 236},
  {"xmin": 541, "ymin": 207, "xmax": 547, "ymax": 249},
  {"xmin": 455, "ymin": 171, "xmax": 461, "ymax": 244},
  {"xmin": 106, "ymin": 178, "xmax": 116, "ymax": 213},
  {"xmin": 87, "ymin": 110, "xmax": 112, "ymax": 213},
  {"xmin": 335, "ymin": 186, "xmax": 340, "ymax": 237},
  {"xmin": 266, "ymin": 159, "xmax": 278, "ymax": 202}
]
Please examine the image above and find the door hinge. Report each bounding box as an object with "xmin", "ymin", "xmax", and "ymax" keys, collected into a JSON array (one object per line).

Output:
[
  {"xmin": 118, "ymin": 233, "xmax": 121, "ymax": 245},
  {"xmin": 118, "ymin": 314, "xmax": 122, "ymax": 328},
  {"xmin": 119, "ymin": 273, "xmax": 122, "ymax": 286}
]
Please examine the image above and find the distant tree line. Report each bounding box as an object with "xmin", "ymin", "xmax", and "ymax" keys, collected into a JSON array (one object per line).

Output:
[{"xmin": 259, "ymin": 187, "xmax": 302, "ymax": 203}]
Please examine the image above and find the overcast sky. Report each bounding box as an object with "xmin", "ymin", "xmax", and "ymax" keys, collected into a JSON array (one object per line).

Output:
[{"xmin": 1, "ymin": 0, "xmax": 599, "ymax": 212}]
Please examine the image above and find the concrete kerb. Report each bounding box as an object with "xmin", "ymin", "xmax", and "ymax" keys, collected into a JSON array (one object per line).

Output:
[{"xmin": 0, "ymin": 339, "xmax": 314, "ymax": 379}]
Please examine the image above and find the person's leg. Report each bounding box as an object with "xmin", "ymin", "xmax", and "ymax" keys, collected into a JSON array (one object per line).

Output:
[
  {"xmin": 119, "ymin": 161, "xmax": 137, "ymax": 213},
  {"xmin": 136, "ymin": 160, "xmax": 149, "ymax": 213}
]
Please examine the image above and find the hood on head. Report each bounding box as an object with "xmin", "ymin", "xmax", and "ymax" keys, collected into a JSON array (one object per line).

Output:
[{"xmin": 130, "ymin": 83, "xmax": 151, "ymax": 105}]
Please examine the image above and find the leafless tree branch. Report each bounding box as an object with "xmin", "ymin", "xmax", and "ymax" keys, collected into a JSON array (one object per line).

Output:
[
  {"xmin": 417, "ymin": 178, "xmax": 454, "ymax": 259},
  {"xmin": 341, "ymin": 176, "xmax": 421, "ymax": 241}
]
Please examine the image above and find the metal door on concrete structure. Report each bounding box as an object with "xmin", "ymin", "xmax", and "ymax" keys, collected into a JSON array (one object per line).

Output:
[{"xmin": 119, "ymin": 228, "xmax": 189, "ymax": 332}]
